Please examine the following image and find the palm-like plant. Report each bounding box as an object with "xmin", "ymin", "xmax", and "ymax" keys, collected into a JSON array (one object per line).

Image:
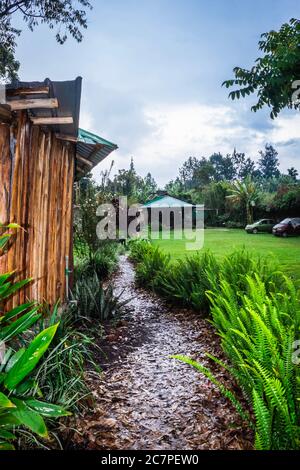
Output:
[{"xmin": 226, "ymin": 177, "xmax": 259, "ymax": 224}]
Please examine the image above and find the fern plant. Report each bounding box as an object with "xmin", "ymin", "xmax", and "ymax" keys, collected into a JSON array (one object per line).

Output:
[
  {"xmin": 130, "ymin": 241, "xmax": 300, "ymax": 448},
  {"xmin": 207, "ymin": 248, "xmax": 283, "ymax": 300},
  {"xmin": 135, "ymin": 247, "xmax": 170, "ymax": 290},
  {"xmin": 175, "ymin": 274, "xmax": 300, "ymax": 450},
  {"xmin": 128, "ymin": 238, "xmax": 154, "ymax": 263},
  {"xmin": 157, "ymin": 251, "xmax": 219, "ymax": 311}
]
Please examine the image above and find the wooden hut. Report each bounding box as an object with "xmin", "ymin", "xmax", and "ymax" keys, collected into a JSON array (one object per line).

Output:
[{"xmin": 0, "ymin": 78, "xmax": 117, "ymax": 308}]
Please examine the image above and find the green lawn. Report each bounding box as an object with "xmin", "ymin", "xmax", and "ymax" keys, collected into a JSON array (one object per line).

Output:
[{"xmin": 151, "ymin": 228, "xmax": 300, "ymax": 281}]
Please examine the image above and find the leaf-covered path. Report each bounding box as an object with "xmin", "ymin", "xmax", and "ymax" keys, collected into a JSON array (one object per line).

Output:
[{"xmin": 72, "ymin": 256, "xmax": 252, "ymax": 450}]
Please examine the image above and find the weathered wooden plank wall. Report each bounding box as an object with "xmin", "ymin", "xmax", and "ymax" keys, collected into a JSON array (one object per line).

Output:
[{"xmin": 0, "ymin": 112, "xmax": 75, "ymax": 308}]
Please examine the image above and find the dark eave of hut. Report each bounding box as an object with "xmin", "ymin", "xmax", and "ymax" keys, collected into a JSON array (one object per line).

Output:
[
  {"xmin": 0, "ymin": 77, "xmax": 118, "ymax": 178},
  {"xmin": 5, "ymin": 77, "xmax": 82, "ymax": 138}
]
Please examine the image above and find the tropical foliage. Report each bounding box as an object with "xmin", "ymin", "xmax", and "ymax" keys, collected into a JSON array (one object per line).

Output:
[
  {"xmin": 74, "ymin": 243, "xmax": 119, "ymax": 283},
  {"xmin": 73, "ymin": 223, "xmax": 127, "ymax": 322},
  {"xmin": 130, "ymin": 241, "xmax": 282, "ymax": 314},
  {"xmin": 175, "ymin": 273, "xmax": 300, "ymax": 449},
  {"xmin": 223, "ymin": 18, "xmax": 300, "ymax": 118},
  {"xmin": 156, "ymin": 251, "xmax": 219, "ymax": 311},
  {"xmin": 128, "ymin": 238, "xmax": 153, "ymax": 263},
  {"xmin": 162, "ymin": 148, "xmax": 298, "ymax": 226},
  {"xmin": 130, "ymin": 240, "xmax": 300, "ymax": 449},
  {"xmin": 135, "ymin": 246, "xmax": 170, "ymax": 291},
  {"xmin": 77, "ymin": 146, "xmax": 299, "ymax": 228},
  {"xmin": 0, "ymin": 227, "xmax": 69, "ymax": 450},
  {"xmin": 0, "ymin": 0, "xmax": 92, "ymax": 81},
  {"xmin": 33, "ymin": 303, "xmax": 96, "ymax": 417},
  {"xmin": 226, "ymin": 177, "xmax": 259, "ymax": 224},
  {"xmin": 72, "ymin": 272, "xmax": 128, "ymax": 322}
]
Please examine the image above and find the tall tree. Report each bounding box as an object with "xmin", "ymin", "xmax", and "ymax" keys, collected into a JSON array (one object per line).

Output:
[
  {"xmin": 209, "ymin": 152, "xmax": 236, "ymax": 181},
  {"xmin": 287, "ymin": 167, "xmax": 299, "ymax": 181},
  {"xmin": 0, "ymin": 0, "xmax": 92, "ymax": 81},
  {"xmin": 179, "ymin": 156, "xmax": 216, "ymax": 188},
  {"xmin": 74, "ymin": 175, "xmax": 102, "ymax": 259},
  {"xmin": 105, "ymin": 158, "xmax": 158, "ymax": 203},
  {"xmin": 231, "ymin": 149, "xmax": 256, "ymax": 180},
  {"xmin": 194, "ymin": 157, "xmax": 216, "ymax": 186},
  {"xmin": 179, "ymin": 157, "xmax": 203, "ymax": 189},
  {"xmin": 223, "ymin": 18, "xmax": 300, "ymax": 118},
  {"xmin": 109, "ymin": 158, "xmax": 140, "ymax": 199},
  {"xmin": 142, "ymin": 172, "xmax": 157, "ymax": 199},
  {"xmin": 165, "ymin": 177, "xmax": 184, "ymax": 197},
  {"xmin": 202, "ymin": 181, "xmax": 229, "ymax": 215},
  {"xmin": 258, "ymin": 144, "xmax": 280, "ymax": 179}
]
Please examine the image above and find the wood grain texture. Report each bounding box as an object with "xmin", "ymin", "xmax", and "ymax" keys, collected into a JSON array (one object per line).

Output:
[
  {"xmin": 31, "ymin": 116, "xmax": 73, "ymax": 125},
  {"xmin": 8, "ymin": 98, "xmax": 59, "ymax": 111},
  {"xmin": 6, "ymin": 86, "xmax": 50, "ymax": 97},
  {"xmin": 0, "ymin": 105, "xmax": 12, "ymax": 122},
  {"xmin": 0, "ymin": 113, "xmax": 76, "ymax": 309}
]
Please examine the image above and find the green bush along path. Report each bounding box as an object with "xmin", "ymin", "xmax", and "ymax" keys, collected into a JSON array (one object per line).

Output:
[
  {"xmin": 71, "ymin": 256, "xmax": 252, "ymax": 450},
  {"xmin": 152, "ymin": 229, "xmax": 300, "ymax": 281}
]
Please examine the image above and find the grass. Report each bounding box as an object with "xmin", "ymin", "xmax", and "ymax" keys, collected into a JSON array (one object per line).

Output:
[{"xmin": 150, "ymin": 228, "xmax": 300, "ymax": 282}]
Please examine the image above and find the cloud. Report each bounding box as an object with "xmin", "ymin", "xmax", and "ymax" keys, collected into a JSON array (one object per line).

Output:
[
  {"xmin": 268, "ymin": 113, "xmax": 300, "ymax": 144},
  {"xmin": 91, "ymin": 101, "xmax": 300, "ymax": 187},
  {"xmin": 79, "ymin": 110, "xmax": 94, "ymax": 131}
]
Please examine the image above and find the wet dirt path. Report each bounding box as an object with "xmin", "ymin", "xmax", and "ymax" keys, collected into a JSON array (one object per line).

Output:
[{"xmin": 73, "ymin": 256, "xmax": 252, "ymax": 450}]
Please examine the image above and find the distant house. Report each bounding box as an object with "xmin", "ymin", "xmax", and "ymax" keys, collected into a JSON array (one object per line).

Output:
[
  {"xmin": 0, "ymin": 77, "xmax": 117, "ymax": 308},
  {"xmin": 142, "ymin": 194, "xmax": 195, "ymax": 229},
  {"xmin": 143, "ymin": 194, "xmax": 194, "ymax": 209}
]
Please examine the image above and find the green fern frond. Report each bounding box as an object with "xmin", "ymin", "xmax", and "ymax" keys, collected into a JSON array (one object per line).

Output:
[
  {"xmin": 252, "ymin": 388, "xmax": 272, "ymax": 449},
  {"xmin": 172, "ymin": 355, "xmax": 253, "ymax": 426}
]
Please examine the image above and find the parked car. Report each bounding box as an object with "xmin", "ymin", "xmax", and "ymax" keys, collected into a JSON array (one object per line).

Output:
[
  {"xmin": 245, "ymin": 219, "xmax": 275, "ymax": 234},
  {"xmin": 272, "ymin": 218, "xmax": 300, "ymax": 237}
]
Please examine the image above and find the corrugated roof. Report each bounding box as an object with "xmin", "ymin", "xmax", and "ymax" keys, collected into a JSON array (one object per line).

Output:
[
  {"xmin": 143, "ymin": 195, "xmax": 193, "ymax": 208},
  {"xmin": 5, "ymin": 78, "xmax": 118, "ymax": 178},
  {"xmin": 76, "ymin": 128, "xmax": 118, "ymax": 176},
  {"xmin": 6, "ymin": 77, "xmax": 82, "ymax": 137},
  {"xmin": 78, "ymin": 128, "xmax": 117, "ymax": 148}
]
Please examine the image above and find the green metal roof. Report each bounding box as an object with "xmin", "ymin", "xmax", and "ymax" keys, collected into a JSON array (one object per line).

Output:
[
  {"xmin": 76, "ymin": 128, "xmax": 118, "ymax": 177},
  {"xmin": 78, "ymin": 128, "xmax": 118, "ymax": 148},
  {"xmin": 143, "ymin": 195, "xmax": 193, "ymax": 208}
]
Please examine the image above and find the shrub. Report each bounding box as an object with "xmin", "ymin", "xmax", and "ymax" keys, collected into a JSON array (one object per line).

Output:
[
  {"xmin": 225, "ymin": 221, "xmax": 245, "ymax": 229},
  {"xmin": 175, "ymin": 274, "xmax": 300, "ymax": 450},
  {"xmin": 128, "ymin": 238, "xmax": 154, "ymax": 263},
  {"xmin": 135, "ymin": 247, "xmax": 170, "ymax": 290},
  {"xmin": 74, "ymin": 242, "xmax": 119, "ymax": 283},
  {"xmin": 72, "ymin": 272, "xmax": 128, "ymax": 322},
  {"xmin": 207, "ymin": 249, "xmax": 282, "ymax": 299},
  {"xmin": 132, "ymin": 243, "xmax": 281, "ymax": 315},
  {"xmin": 0, "ymin": 227, "xmax": 69, "ymax": 450},
  {"xmin": 157, "ymin": 251, "xmax": 219, "ymax": 311},
  {"xmin": 33, "ymin": 303, "xmax": 96, "ymax": 415}
]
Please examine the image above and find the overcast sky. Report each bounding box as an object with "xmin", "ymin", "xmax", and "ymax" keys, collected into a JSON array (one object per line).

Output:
[{"xmin": 14, "ymin": 0, "xmax": 300, "ymax": 186}]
